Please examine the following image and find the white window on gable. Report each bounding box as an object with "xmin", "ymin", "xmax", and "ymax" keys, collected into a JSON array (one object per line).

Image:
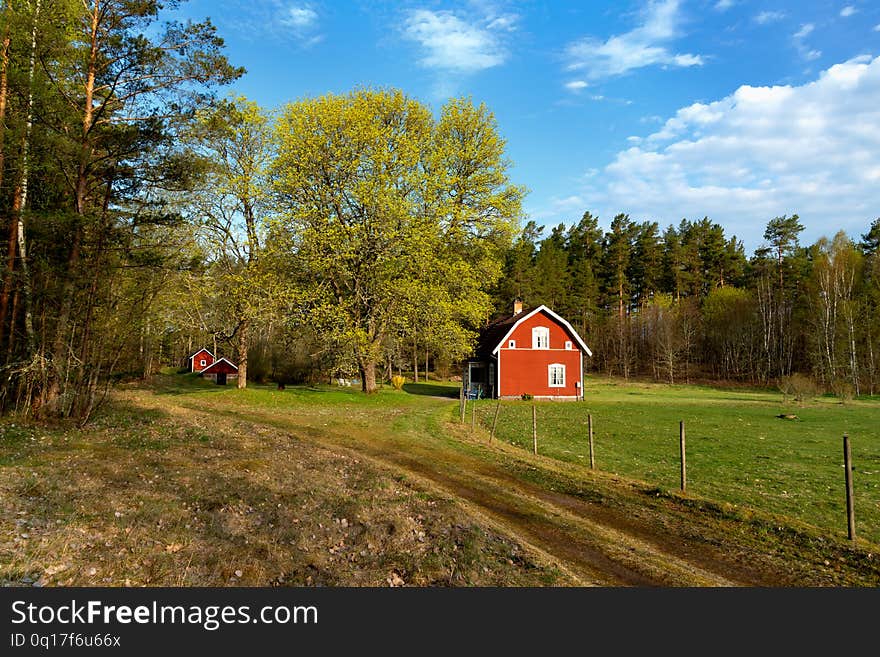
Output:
[
  {"xmin": 532, "ymin": 326, "xmax": 549, "ymax": 349},
  {"xmin": 200, "ymin": 359, "xmax": 206, "ymax": 367},
  {"xmin": 508, "ymin": 340, "xmax": 516, "ymax": 349},
  {"xmin": 565, "ymin": 340, "xmax": 572, "ymax": 350},
  {"xmin": 548, "ymin": 364, "xmax": 566, "ymax": 387}
]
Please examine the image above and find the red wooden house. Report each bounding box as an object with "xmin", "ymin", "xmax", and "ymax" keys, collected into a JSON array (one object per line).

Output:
[
  {"xmin": 200, "ymin": 357, "xmax": 239, "ymax": 385},
  {"xmin": 465, "ymin": 302, "xmax": 592, "ymax": 400},
  {"xmin": 189, "ymin": 348, "xmax": 215, "ymax": 373}
]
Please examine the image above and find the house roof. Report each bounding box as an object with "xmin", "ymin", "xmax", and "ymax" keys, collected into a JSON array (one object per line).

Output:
[
  {"xmin": 473, "ymin": 305, "xmax": 592, "ymax": 359},
  {"xmin": 200, "ymin": 357, "xmax": 238, "ymax": 373},
  {"xmin": 188, "ymin": 348, "xmax": 214, "ymax": 361},
  {"xmin": 473, "ymin": 313, "xmax": 523, "ymax": 361}
]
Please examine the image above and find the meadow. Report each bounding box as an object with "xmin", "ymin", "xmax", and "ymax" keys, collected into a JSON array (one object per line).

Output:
[
  {"xmin": 3, "ymin": 372, "xmax": 880, "ymax": 586},
  {"xmin": 472, "ymin": 378, "xmax": 880, "ymax": 543}
]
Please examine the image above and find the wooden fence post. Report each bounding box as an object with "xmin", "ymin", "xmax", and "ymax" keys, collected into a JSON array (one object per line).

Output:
[
  {"xmin": 679, "ymin": 420, "xmax": 686, "ymax": 492},
  {"xmin": 471, "ymin": 399, "xmax": 476, "ymax": 432},
  {"xmin": 490, "ymin": 401, "xmax": 500, "ymax": 442},
  {"xmin": 532, "ymin": 403, "xmax": 537, "ymax": 455},
  {"xmin": 459, "ymin": 385, "xmax": 465, "ymax": 423},
  {"xmin": 844, "ymin": 434, "xmax": 856, "ymax": 541},
  {"xmin": 588, "ymin": 413, "xmax": 595, "ymax": 470}
]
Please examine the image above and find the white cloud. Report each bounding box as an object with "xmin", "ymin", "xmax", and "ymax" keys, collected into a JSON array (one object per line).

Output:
[
  {"xmin": 564, "ymin": 0, "xmax": 703, "ymax": 80},
  {"xmin": 840, "ymin": 6, "xmax": 857, "ymax": 17},
  {"xmin": 565, "ymin": 80, "xmax": 589, "ymax": 91},
  {"xmin": 875, "ymin": 24, "xmax": 880, "ymax": 31},
  {"xmin": 592, "ymin": 55, "xmax": 880, "ymax": 250},
  {"xmin": 486, "ymin": 15, "xmax": 519, "ymax": 32},
  {"xmin": 793, "ymin": 23, "xmax": 814, "ymax": 39},
  {"xmin": 402, "ymin": 9, "xmax": 514, "ymax": 73},
  {"xmin": 793, "ymin": 23, "xmax": 821, "ymax": 61},
  {"xmin": 219, "ymin": 1, "xmax": 322, "ymax": 46},
  {"xmin": 281, "ymin": 6, "xmax": 317, "ymax": 29},
  {"xmin": 714, "ymin": 0, "xmax": 735, "ymax": 10},
  {"xmin": 754, "ymin": 11, "xmax": 786, "ymax": 25},
  {"xmin": 271, "ymin": 2, "xmax": 322, "ymax": 46}
]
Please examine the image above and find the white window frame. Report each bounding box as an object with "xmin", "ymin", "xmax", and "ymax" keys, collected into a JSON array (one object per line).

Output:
[
  {"xmin": 548, "ymin": 363, "xmax": 566, "ymax": 388},
  {"xmin": 508, "ymin": 340, "xmax": 516, "ymax": 349},
  {"xmin": 565, "ymin": 340, "xmax": 572, "ymax": 350},
  {"xmin": 200, "ymin": 359, "xmax": 207, "ymax": 367},
  {"xmin": 532, "ymin": 326, "xmax": 550, "ymax": 350}
]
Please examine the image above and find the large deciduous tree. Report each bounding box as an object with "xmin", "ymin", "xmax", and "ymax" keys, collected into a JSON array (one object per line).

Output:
[{"xmin": 270, "ymin": 89, "xmax": 522, "ymax": 393}]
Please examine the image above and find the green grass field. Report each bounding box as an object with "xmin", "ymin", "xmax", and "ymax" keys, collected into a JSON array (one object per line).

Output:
[
  {"xmin": 4, "ymin": 372, "xmax": 879, "ymax": 585},
  {"xmin": 158, "ymin": 373, "xmax": 880, "ymax": 543},
  {"xmin": 470, "ymin": 378, "xmax": 880, "ymax": 543}
]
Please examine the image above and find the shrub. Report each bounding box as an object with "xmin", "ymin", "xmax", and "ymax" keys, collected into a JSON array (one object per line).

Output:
[
  {"xmin": 831, "ymin": 379, "xmax": 855, "ymax": 403},
  {"xmin": 521, "ymin": 393, "xmax": 533, "ymax": 401},
  {"xmin": 391, "ymin": 375, "xmax": 406, "ymax": 390},
  {"xmin": 778, "ymin": 373, "xmax": 818, "ymax": 403}
]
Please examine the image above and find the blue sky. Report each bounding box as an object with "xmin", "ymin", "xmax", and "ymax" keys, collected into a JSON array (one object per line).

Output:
[{"xmin": 166, "ymin": 0, "xmax": 880, "ymax": 253}]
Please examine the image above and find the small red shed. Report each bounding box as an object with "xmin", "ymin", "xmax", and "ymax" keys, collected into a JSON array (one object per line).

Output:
[
  {"xmin": 200, "ymin": 357, "xmax": 239, "ymax": 385},
  {"xmin": 189, "ymin": 348, "xmax": 215, "ymax": 373},
  {"xmin": 466, "ymin": 302, "xmax": 592, "ymax": 400}
]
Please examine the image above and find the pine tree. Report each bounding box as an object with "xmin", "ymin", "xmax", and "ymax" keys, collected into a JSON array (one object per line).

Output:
[
  {"xmin": 630, "ymin": 221, "xmax": 662, "ymax": 308},
  {"xmin": 566, "ymin": 211, "xmax": 602, "ymax": 338},
  {"xmin": 532, "ymin": 224, "xmax": 570, "ymax": 312}
]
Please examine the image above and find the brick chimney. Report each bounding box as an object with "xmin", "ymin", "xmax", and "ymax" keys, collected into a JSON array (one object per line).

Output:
[{"xmin": 513, "ymin": 299, "xmax": 523, "ymax": 315}]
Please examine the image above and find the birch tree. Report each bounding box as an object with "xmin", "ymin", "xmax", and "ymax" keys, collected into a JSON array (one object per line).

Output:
[{"xmin": 186, "ymin": 97, "xmax": 273, "ymax": 389}]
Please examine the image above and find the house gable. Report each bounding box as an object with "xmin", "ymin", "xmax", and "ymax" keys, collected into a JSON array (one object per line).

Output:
[
  {"xmin": 491, "ymin": 306, "xmax": 591, "ymax": 356},
  {"xmin": 188, "ymin": 348, "xmax": 215, "ymax": 372}
]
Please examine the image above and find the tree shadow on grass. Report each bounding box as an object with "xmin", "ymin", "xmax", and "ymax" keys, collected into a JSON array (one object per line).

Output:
[{"xmin": 402, "ymin": 383, "xmax": 460, "ymax": 399}]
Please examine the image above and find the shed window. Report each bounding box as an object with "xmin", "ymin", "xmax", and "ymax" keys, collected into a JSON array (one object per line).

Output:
[
  {"xmin": 508, "ymin": 340, "xmax": 516, "ymax": 349},
  {"xmin": 200, "ymin": 359, "xmax": 206, "ymax": 367},
  {"xmin": 548, "ymin": 364, "xmax": 566, "ymax": 387},
  {"xmin": 532, "ymin": 326, "xmax": 549, "ymax": 349},
  {"xmin": 565, "ymin": 341, "xmax": 573, "ymax": 350}
]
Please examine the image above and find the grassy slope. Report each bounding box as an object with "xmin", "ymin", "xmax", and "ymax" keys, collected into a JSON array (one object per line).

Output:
[{"xmin": 476, "ymin": 378, "xmax": 880, "ymax": 543}]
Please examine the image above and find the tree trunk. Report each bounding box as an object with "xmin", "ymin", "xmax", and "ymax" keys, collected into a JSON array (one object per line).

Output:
[
  {"xmin": 359, "ymin": 359, "xmax": 377, "ymax": 394},
  {"xmin": 237, "ymin": 318, "xmax": 248, "ymax": 389},
  {"xmin": 5, "ymin": 287, "xmax": 18, "ymax": 362},
  {"xmin": 847, "ymin": 310, "xmax": 859, "ymax": 396},
  {"xmin": 412, "ymin": 339, "xmax": 419, "ymax": 383},
  {"xmin": 142, "ymin": 318, "xmax": 152, "ymax": 379},
  {"xmin": 0, "ymin": 24, "xmax": 11, "ymax": 348}
]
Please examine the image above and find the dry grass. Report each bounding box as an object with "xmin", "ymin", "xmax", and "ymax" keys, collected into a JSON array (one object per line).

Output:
[{"xmin": 0, "ymin": 395, "xmax": 566, "ymax": 587}]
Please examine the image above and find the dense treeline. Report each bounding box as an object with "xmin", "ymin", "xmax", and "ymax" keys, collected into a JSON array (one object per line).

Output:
[
  {"xmin": 493, "ymin": 211, "xmax": 880, "ymax": 395},
  {"xmin": 0, "ymin": 1, "xmax": 241, "ymax": 420}
]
